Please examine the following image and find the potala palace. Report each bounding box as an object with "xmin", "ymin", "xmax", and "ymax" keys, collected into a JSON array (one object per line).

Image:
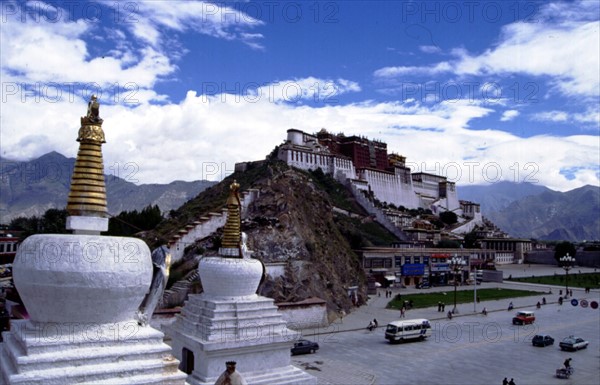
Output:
[{"xmin": 276, "ymin": 128, "xmax": 480, "ymax": 226}]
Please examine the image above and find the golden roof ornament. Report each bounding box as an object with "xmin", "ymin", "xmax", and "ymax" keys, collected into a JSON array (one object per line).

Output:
[
  {"xmin": 220, "ymin": 180, "xmax": 243, "ymax": 257},
  {"xmin": 66, "ymin": 95, "xmax": 108, "ymax": 217}
]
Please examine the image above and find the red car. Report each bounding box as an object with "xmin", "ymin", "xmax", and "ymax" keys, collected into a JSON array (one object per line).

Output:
[{"xmin": 512, "ymin": 311, "xmax": 535, "ymax": 325}]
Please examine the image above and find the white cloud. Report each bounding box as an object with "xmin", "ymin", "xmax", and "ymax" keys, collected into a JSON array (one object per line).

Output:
[
  {"xmin": 374, "ymin": 62, "xmax": 452, "ymax": 77},
  {"xmin": 532, "ymin": 111, "xmax": 570, "ymax": 123},
  {"xmin": 252, "ymin": 77, "xmax": 361, "ymax": 103},
  {"xmin": 0, "ymin": 3, "xmax": 176, "ymax": 104},
  {"xmin": 123, "ymin": 1, "xmax": 264, "ymax": 49},
  {"xmin": 419, "ymin": 45, "xmax": 441, "ymax": 54},
  {"xmin": 500, "ymin": 110, "xmax": 520, "ymax": 122},
  {"xmin": 531, "ymin": 109, "xmax": 600, "ymax": 128},
  {"xmin": 2, "ymin": 89, "xmax": 597, "ymax": 193},
  {"xmin": 374, "ymin": 1, "xmax": 600, "ymax": 98}
]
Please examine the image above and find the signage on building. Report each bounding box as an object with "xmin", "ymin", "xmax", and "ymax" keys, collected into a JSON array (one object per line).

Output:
[
  {"xmin": 402, "ymin": 263, "xmax": 425, "ymax": 276},
  {"xmin": 430, "ymin": 263, "xmax": 450, "ymax": 272}
]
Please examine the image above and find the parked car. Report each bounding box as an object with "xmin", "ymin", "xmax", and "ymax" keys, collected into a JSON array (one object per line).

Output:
[
  {"xmin": 512, "ymin": 311, "xmax": 535, "ymax": 325},
  {"xmin": 291, "ymin": 339, "xmax": 319, "ymax": 355},
  {"xmin": 559, "ymin": 336, "xmax": 589, "ymax": 351},
  {"xmin": 532, "ymin": 334, "xmax": 554, "ymax": 347}
]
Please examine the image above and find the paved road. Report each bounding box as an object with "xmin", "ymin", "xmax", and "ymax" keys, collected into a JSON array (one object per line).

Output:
[{"xmin": 292, "ymin": 265, "xmax": 600, "ymax": 385}]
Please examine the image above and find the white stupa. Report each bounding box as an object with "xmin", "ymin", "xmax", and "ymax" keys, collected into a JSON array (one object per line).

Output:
[
  {"xmin": 166, "ymin": 181, "xmax": 316, "ymax": 385},
  {"xmin": 0, "ymin": 97, "xmax": 187, "ymax": 384}
]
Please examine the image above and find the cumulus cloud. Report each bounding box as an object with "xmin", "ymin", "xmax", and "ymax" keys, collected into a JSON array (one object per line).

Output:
[
  {"xmin": 2, "ymin": 88, "xmax": 597, "ymax": 192},
  {"xmin": 500, "ymin": 110, "xmax": 520, "ymax": 122}
]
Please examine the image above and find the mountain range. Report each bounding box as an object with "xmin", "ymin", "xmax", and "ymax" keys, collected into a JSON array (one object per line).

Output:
[
  {"xmin": 459, "ymin": 182, "xmax": 600, "ymax": 241},
  {"xmin": 0, "ymin": 152, "xmax": 216, "ymax": 223},
  {"xmin": 2, "ymin": 152, "xmax": 598, "ymax": 242}
]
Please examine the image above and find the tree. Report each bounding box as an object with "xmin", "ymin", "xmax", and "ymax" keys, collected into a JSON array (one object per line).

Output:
[
  {"xmin": 9, "ymin": 208, "xmax": 68, "ymax": 237},
  {"xmin": 554, "ymin": 241, "xmax": 577, "ymax": 263},
  {"xmin": 439, "ymin": 211, "xmax": 458, "ymax": 225},
  {"xmin": 108, "ymin": 204, "xmax": 163, "ymax": 236},
  {"xmin": 463, "ymin": 229, "xmax": 482, "ymax": 249},
  {"xmin": 437, "ymin": 240, "xmax": 462, "ymax": 248},
  {"xmin": 39, "ymin": 208, "xmax": 68, "ymax": 234}
]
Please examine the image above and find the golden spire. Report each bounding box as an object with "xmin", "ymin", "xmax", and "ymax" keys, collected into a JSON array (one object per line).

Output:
[
  {"xmin": 221, "ymin": 180, "xmax": 242, "ymax": 253},
  {"xmin": 66, "ymin": 95, "xmax": 108, "ymax": 217}
]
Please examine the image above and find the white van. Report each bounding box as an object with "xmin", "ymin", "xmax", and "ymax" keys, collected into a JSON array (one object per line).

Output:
[{"xmin": 385, "ymin": 318, "xmax": 432, "ymax": 343}]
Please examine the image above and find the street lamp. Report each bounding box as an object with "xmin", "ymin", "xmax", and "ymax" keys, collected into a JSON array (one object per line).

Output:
[
  {"xmin": 449, "ymin": 256, "xmax": 466, "ymax": 314},
  {"xmin": 559, "ymin": 254, "xmax": 576, "ymax": 298}
]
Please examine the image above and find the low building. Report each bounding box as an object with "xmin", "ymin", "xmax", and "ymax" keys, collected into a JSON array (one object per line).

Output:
[
  {"xmin": 480, "ymin": 238, "xmax": 532, "ymax": 265},
  {"xmin": 361, "ymin": 247, "xmax": 496, "ymax": 288},
  {"xmin": 0, "ymin": 233, "xmax": 20, "ymax": 265}
]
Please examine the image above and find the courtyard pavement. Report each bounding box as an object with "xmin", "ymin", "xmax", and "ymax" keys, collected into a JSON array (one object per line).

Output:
[{"xmin": 291, "ymin": 264, "xmax": 600, "ymax": 385}]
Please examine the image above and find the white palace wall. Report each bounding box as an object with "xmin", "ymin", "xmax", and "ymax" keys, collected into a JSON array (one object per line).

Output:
[{"xmin": 361, "ymin": 169, "xmax": 419, "ymax": 209}]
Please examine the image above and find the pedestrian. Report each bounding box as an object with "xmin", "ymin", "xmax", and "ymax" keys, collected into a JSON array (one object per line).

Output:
[
  {"xmin": 373, "ymin": 318, "xmax": 378, "ymax": 328},
  {"xmin": 400, "ymin": 306, "xmax": 406, "ymax": 318},
  {"xmin": 438, "ymin": 301, "xmax": 442, "ymax": 312},
  {"xmin": 442, "ymin": 302, "xmax": 445, "ymax": 312},
  {"xmin": 508, "ymin": 378, "xmax": 515, "ymax": 385},
  {"xmin": 215, "ymin": 361, "xmax": 247, "ymax": 385},
  {"xmin": 542, "ymin": 297, "xmax": 546, "ymax": 305},
  {"xmin": 558, "ymin": 296, "xmax": 563, "ymax": 305},
  {"xmin": 569, "ymin": 289, "xmax": 573, "ymax": 297},
  {"xmin": 502, "ymin": 377, "xmax": 508, "ymax": 385}
]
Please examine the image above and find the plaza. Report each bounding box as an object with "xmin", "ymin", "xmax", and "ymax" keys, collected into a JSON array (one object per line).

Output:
[{"xmin": 291, "ymin": 265, "xmax": 600, "ymax": 385}]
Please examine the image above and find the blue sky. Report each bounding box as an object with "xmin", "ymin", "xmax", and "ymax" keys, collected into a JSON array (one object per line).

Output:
[{"xmin": 1, "ymin": 0, "xmax": 598, "ymax": 191}]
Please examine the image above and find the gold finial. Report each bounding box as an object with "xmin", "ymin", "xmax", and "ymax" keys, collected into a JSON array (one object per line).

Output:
[
  {"xmin": 66, "ymin": 95, "xmax": 108, "ymax": 217},
  {"xmin": 221, "ymin": 180, "xmax": 242, "ymax": 254}
]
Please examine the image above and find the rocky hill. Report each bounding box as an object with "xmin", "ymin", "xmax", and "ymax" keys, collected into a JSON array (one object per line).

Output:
[
  {"xmin": 148, "ymin": 159, "xmax": 400, "ymax": 317},
  {"xmin": 0, "ymin": 152, "xmax": 215, "ymax": 222}
]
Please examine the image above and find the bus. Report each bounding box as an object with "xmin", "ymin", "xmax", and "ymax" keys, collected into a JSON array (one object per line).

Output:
[{"xmin": 385, "ymin": 318, "xmax": 432, "ymax": 343}]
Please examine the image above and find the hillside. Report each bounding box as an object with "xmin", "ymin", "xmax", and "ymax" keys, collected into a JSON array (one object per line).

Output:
[
  {"xmin": 147, "ymin": 159, "xmax": 400, "ymax": 315},
  {"xmin": 0, "ymin": 152, "xmax": 215, "ymax": 222}
]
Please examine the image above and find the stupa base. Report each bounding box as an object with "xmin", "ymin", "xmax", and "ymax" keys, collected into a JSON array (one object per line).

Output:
[
  {"xmin": 166, "ymin": 293, "xmax": 316, "ymax": 385},
  {"xmin": 0, "ymin": 320, "xmax": 187, "ymax": 385}
]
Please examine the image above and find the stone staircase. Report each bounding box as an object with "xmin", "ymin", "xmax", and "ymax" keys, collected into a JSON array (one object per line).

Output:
[{"xmin": 162, "ymin": 268, "xmax": 201, "ymax": 309}]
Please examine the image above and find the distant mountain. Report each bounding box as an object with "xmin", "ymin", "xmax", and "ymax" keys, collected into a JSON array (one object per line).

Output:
[
  {"xmin": 458, "ymin": 181, "xmax": 551, "ymax": 214},
  {"xmin": 458, "ymin": 182, "xmax": 599, "ymax": 241},
  {"xmin": 0, "ymin": 152, "xmax": 216, "ymax": 223}
]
